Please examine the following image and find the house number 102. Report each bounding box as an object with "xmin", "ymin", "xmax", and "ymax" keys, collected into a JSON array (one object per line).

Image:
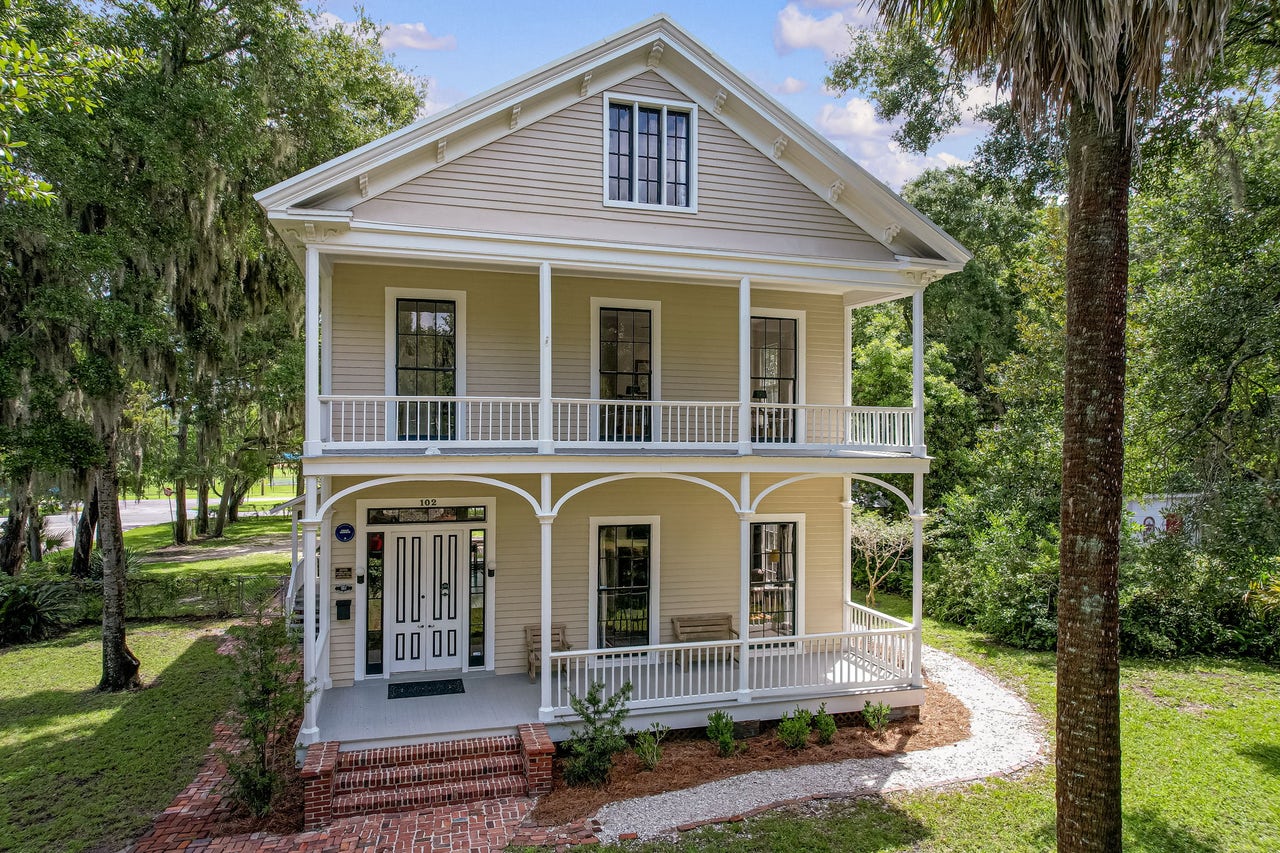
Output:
[{"xmin": 419, "ymin": 499, "xmax": 437, "ymax": 507}]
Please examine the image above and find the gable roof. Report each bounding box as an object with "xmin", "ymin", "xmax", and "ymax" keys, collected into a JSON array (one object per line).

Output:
[{"xmin": 255, "ymin": 15, "xmax": 969, "ymax": 267}]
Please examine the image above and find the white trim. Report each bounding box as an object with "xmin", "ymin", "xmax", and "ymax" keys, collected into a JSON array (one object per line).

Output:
[
  {"xmin": 600, "ymin": 91, "xmax": 698, "ymax": 214},
  {"xmin": 354, "ymin": 495, "xmax": 498, "ymax": 679},
  {"xmin": 589, "ymin": 297, "xmax": 662, "ymax": 438},
  {"xmin": 749, "ymin": 306, "xmax": 807, "ymax": 406},
  {"xmin": 587, "ymin": 515, "xmax": 661, "ymax": 650},
  {"xmin": 748, "ymin": 513, "xmax": 806, "ymax": 637},
  {"xmin": 383, "ymin": 286, "xmax": 468, "ymax": 397}
]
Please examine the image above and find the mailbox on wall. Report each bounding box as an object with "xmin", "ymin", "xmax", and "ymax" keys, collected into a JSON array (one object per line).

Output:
[{"xmin": 335, "ymin": 599, "xmax": 352, "ymax": 621}]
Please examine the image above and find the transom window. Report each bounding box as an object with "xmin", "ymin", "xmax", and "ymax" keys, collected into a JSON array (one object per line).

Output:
[
  {"xmin": 366, "ymin": 505, "xmax": 486, "ymax": 525},
  {"xmin": 607, "ymin": 99, "xmax": 692, "ymax": 208}
]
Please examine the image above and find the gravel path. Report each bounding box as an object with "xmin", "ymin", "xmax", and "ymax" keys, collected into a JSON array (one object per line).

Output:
[{"xmin": 595, "ymin": 646, "xmax": 1049, "ymax": 841}]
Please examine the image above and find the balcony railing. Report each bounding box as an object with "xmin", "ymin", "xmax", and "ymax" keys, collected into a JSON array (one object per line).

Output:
[
  {"xmin": 547, "ymin": 625, "xmax": 916, "ymax": 716},
  {"xmin": 319, "ymin": 395, "xmax": 916, "ymax": 453}
]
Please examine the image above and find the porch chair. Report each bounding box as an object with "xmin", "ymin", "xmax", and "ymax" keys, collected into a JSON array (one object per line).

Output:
[
  {"xmin": 670, "ymin": 613, "xmax": 739, "ymax": 667},
  {"xmin": 525, "ymin": 623, "xmax": 572, "ymax": 683}
]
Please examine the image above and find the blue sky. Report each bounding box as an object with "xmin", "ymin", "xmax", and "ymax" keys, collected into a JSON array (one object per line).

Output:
[{"xmin": 317, "ymin": 1, "xmax": 995, "ymax": 189}]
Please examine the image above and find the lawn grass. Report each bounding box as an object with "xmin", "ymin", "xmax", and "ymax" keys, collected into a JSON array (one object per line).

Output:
[
  {"xmin": 0, "ymin": 620, "xmax": 238, "ymax": 853},
  {"xmin": 124, "ymin": 516, "xmax": 292, "ymax": 555},
  {"xmin": 139, "ymin": 550, "xmax": 292, "ymax": 578},
  {"xmin": 593, "ymin": 592, "xmax": 1280, "ymax": 852}
]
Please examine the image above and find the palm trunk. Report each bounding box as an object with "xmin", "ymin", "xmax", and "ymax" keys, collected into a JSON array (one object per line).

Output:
[
  {"xmin": 97, "ymin": 427, "xmax": 141, "ymax": 691},
  {"xmin": 0, "ymin": 474, "xmax": 32, "ymax": 575},
  {"xmin": 1056, "ymin": 97, "xmax": 1129, "ymax": 853},
  {"xmin": 71, "ymin": 484, "xmax": 99, "ymax": 578}
]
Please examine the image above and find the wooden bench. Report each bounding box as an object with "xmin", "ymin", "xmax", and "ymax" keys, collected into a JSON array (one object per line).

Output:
[
  {"xmin": 670, "ymin": 613, "xmax": 738, "ymax": 666},
  {"xmin": 525, "ymin": 623, "xmax": 572, "ymax": 683}
]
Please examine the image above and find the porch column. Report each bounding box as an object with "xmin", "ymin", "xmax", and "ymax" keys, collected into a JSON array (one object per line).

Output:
[
  {"xmin": 910, "ymin": 471, "xmax": 925, "ymax": 687},
  {"xmin": 911, "ymin": 288, "xmax": 925, "ymax": 456},
  {"xmin": 737, "ymin": 472, "xmax": 752, "ymax": 701},
  {"xmin": 318, "ymin": 476, "xmax": 332, "ymax": 689},
  {"xmin": 320, "ymin": 261, "xmax": 332, "ymax": 399},
  {"xmin": 304, "ymin": 246, "xmax": 321, "ymax": 456},
  {"xmin": 299, "ymin": 475, "xmax": 320, "ymax": 743},
  {"xmin": 841, "ymin": 476, "xmax": 853, "ymax": 631},
  {"xmin": 737, "ymin": 276, "xmax": 752, "ymax": 455},
  {"xmin": 538, "ymin": 472, "xmax": 556, "ymax": 720},
  {"xmin": 538, "ymin": 262, "xmax": 554, "ymax": 454},
  {"xmin": 843, "ymin": 304, "xmax": 854, "ymax": 444}
]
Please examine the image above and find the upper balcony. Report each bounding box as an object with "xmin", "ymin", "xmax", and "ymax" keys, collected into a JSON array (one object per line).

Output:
[{"xmin": 303, "ymin": 258, "xmax": 928, "ymax": 462}]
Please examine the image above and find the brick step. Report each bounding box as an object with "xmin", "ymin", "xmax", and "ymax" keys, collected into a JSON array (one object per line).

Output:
[
  {"xmin": 337, "ymin": 734, "xmax": 522, "ymax": 771},
  {"xmin": 332, "ymin": 773, "xmax": 529, "ymax": 818},
  {"xmin": 334, "ymin": 752, "xmax": 525, "ymax": 793}
]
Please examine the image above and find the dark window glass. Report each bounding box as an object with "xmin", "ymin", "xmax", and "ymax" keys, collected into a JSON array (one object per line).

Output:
[
  {"xmin": 665, "ymin": 111, "xmax": 690, "ymax": 206},
  {"xmin": 608, "ymin": 104, "xmax": 632, "ymax": 201},
  {"xmin": 636, "ymin": 107, "xmax": 662, "ymax": 204},
  {"xmin": 365, "ymin": 532, "xmax": 384, "ymax": 674},
  {"xmin": 396, "ymin": 298, "xmax": 456, "ymax": 440},
  {"xmin": 750, "ymin": 522, "xmax": 796, "ymax": 637},
  {"xmin": 469, "ymin": 529, "xmax": 486, "ymax": 666},
  {"xmin": 597, "ymin": 524, "xmax": 651, "ymax": 648},
  {"xmin": 366, "ymin": 505, "xmax": 486, "ymax": 525},
  {"xmin": 598, "ymin": 307, "xmax": 652, "ymax": 441},
  {"xmin": 750, "ymin": 316, "xmax": 797, "ymax": 442}
]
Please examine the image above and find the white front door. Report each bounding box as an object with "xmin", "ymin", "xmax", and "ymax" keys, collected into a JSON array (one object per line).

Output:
[{"xmin": 387, "ymin": 526, "xmax": 465, "ymax": 673}]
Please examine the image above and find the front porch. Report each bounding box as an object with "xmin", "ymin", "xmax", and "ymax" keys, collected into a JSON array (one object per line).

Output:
[{"xmin": 314, "ymin": 606, "xmax": 920, "ymax": 750}]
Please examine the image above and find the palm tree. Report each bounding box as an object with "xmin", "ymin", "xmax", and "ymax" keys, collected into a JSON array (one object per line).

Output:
[{"xmin": 864, "ymin": 2, "xmax": 1232, "ymax": 849}]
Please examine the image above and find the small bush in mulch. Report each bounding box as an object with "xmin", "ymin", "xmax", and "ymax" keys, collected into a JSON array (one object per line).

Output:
[{"xmin": 530, "ymin": 680, "xmax": 971, "ymax": 826}]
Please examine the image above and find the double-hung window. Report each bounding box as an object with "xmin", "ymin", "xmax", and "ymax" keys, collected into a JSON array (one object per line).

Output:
[{"xmin": 606, "ymin": 98, "xmax": 693, "ymax": 208}]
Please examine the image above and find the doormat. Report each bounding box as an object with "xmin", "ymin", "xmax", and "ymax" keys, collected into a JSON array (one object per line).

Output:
[{"xmin": 388, "ymin": 679, "xmax": 465, "ymax": 699}]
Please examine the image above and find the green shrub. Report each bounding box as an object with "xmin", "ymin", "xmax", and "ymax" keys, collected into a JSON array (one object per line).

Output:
[
  {"xmin": 632, "ymin": 722, "xmax": 669, "ymax": 770},
  {"xmin": 814, "ymin": 703, "xmax": 837, "ymax": 744},
  {"xmin": 0, "ymin": 582, "xmax": 77, "ymax": 645},
  {"xmin": 563, "ymin": 680, "xmax": 632, "ymax": 787},
  {"xmin": 706, "ymin": 709, "xmax": 737, "ymax": 757},
  {"xmin": 862, "ymin": 700, "xmax": 891, "ymax": 733},
  {"xmin": 777, "ymin": 707, "xmax": 811, "ymax": 749},
  {"xmin": 223, "ymin": 610, "xmax": 310, "ymax": 817}
]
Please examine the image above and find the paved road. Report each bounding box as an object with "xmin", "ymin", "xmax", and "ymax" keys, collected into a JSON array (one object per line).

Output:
[{"xmin": 45, "ymin": 499, "xmax": 195, "ymax": 543}]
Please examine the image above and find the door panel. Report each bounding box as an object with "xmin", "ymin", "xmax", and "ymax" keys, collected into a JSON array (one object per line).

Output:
[{"xmin": 386, "ymin": 527, "xmax": 464, "ymax": 673}]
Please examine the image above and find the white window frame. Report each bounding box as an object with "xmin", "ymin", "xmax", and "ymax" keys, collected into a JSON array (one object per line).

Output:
[
  {"xmin": 590, "ymin": 296, "xmax": 662, "ymax": 442},
  {"xmin": 353, "ymin": 495, "xmax": 497, "ymax": 679},
  {"xmin": 384, "ymin": 287, "xmax": 468, "ymax": 398},
  {"xmin": 748, "ymin": 513, "xmax": 806, "ymax": 637},
  {"xmin": 749, "ymin": 307, "xmax": 806, "ymax": 405},
  {"xmin": 601, "ymin": 92, "xmax": 698, "ymax": 213},
  {"xmin": 587, "ymin": 515, "xmax": 661, "ymax": 651}
]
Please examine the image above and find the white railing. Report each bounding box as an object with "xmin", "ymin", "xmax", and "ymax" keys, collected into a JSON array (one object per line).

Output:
[
  {"xmin": 552, "ymin": 399, "xmax": 739, "ymax": 446},
  {"xmin": 321, "ymin": 395, "xmax": 539, "ymax": 445},
  {"xmin": 846, "ymin": 600, "xmax": 913, "ymax": 633},
  {"xmin": 316, "ymin": 395, "xmax": 916, "ymax": 452},
  {"xmin": 750, "ymin": 404, "xmax": 913, "ymax": 448},
  {"xmin": 548, "ymin": 626, "xmax": 915, "ymax": 716},
  {"xmin": 551, "ymin": 639, "xmax": 741, "ymax": 711}
]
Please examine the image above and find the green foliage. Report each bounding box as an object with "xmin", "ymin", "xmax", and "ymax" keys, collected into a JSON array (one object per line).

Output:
[
  {"xmin": 631, "ymin": 722, "xmax": 669, "ymax": 771},
  {"xmin": 222, "ymin": 610, "xmax": 308, "ymax": 817},
  {"xmin": 0, "ymin": 579, "xmax": 74, "ymax": 643},
  {"xmin": 705, "ymin": 709, "xmax": 737, "ymax": 758},
  {"xmin": 849, "ymin": 509, "xmax": 914, "ymax": 606},
  {"xmin": 862, "ymin": 701, "xmax": 892, "ymax": 734},
  {"xmin": 814, "ymin": 703, "xmax": 837, "ymax": 745},
  {"xmin": 777, "ymin": 707, "xmax": 812, "ymax": 749},
  {"xmin": 564, "ymin": 680, "xmax": 632, "ymax": 787}
]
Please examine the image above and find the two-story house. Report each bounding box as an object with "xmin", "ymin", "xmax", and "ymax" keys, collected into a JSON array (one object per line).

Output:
[{"xmin": 257, "ymin": 15, "xmax": 966, "ymax": 821}]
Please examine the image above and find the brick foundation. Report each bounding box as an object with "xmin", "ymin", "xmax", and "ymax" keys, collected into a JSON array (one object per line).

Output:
[{"xmin": 300, "ymin": 740, "xmax": 340, "ymax": 830}]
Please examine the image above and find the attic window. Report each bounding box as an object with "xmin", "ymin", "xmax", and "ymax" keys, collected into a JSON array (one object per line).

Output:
[{"xmin": 605, "ymin": 96, "xmax": 694, "ymax": 209}]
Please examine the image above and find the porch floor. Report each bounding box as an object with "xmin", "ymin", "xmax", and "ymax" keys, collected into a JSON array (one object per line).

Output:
[{"xmin": 316, "ymin": 650, "xmax": 917, "ymax": 751}]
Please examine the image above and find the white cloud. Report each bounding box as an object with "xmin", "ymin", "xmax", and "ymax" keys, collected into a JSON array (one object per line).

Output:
[
  {"xmin": 774, "ymin": 76, "xmax": 807, "ymax": 95},
  {"xmin": 380, "ymin": 22, "xmax": 457, "ymax": 53},
  {"xmin": 773, "ymin": 3, "xmax": 877, "ymax": 60},
  {"xmin": 815, "ymin": 98, "xmax": 965, "ymax": 188}
]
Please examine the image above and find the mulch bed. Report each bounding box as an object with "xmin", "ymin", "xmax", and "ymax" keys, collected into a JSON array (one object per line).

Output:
[{"xmin": 530, "ymin": 679, "xmax": 970, "ymax": 826}]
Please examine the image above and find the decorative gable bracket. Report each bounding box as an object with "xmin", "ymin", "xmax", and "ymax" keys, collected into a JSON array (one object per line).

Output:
[
  {"xmin": 772, "ymin": 135, "xmax": 789, "ymax": 160},
  {"xmin": 647, "ymin": 41, "xmax": 665, "ymax": 68}
]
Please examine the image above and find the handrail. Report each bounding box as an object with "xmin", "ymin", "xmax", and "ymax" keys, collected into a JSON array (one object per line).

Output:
[{"xmin": 844, "ymin": 600, "xmax": 913, "ymax": 630}]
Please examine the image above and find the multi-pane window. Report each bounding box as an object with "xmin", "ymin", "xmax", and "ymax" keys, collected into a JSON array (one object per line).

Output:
[
  {"xmin": 750, "ymin": 522, "xmax": 797, "ymax": 637},
  {"xmin": 598, "ymin": 307, "xmax": 652, "ymax": 440},
  {"xmin": 596, "ymin": 524, "xmax": 651, "ymax": 648},
  {"xmin": 396, "ymin": 298, "xmax": 456, "ymax": 440},
  {"xmin": 751, "ymin": 316, "xmax": 798, "ymax": 442},
  {"xmin": 607, "ymin": 100, "xmax": 692, "ymax": 208},
  {"xmin": 468, "ymin": 530, "xmax": 486, "ymax": 666},
  {"xmin": 365, "ymin": 532, "xmax": 384, "ymax": 674}
]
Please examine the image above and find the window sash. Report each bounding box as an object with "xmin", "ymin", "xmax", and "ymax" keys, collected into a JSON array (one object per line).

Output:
[
  {"xmin": 607, "ymin": 100, "xmax": 691, "ymax": 207},
  {"xmin": 750, "ymin": 521, "xmax": 797, "ymax": 638},
  {"xmin": 597, "ymin": 524, "xmax": 652, "ymax": 648}
]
